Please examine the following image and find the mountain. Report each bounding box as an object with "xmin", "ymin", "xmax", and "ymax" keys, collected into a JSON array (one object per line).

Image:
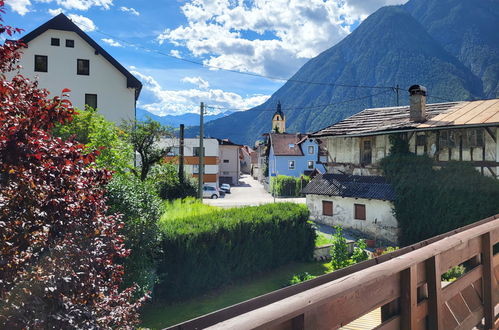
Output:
[
  {"xmin": 186, "ymin": 0, "xmax": 499, "ymax": 146},
  {"xmin": 137, "ymin": 108, "xmax": 234, "ymax": 127}
]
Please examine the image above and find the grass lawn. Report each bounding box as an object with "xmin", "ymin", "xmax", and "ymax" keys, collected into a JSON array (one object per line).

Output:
[
  {"xmin": 140, "ymin": 261, "xmax": 331, "ymax": 329},
  {"xmin": 315, "ymin": 231, "xmax": 333, "ymax": 247}
]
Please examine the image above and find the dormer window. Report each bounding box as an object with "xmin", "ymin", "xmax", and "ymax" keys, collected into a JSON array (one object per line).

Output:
[{"xmin": 289, "ymin": 143, "xmax": 294, "ymax": 149}]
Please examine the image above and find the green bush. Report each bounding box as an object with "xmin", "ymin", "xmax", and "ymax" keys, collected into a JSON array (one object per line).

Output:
[
  {"xmin": 155, "ymin": 203, "xmax": 315, "ymax": 300},
  {"xmin": 147, "ymin": 163, "xmax": 197, "ymax": 200},
  {"xmin": 287, "ymin": 272, "xmax": 316, "ymax": 286},
  {"xmin": 270, "ymin": 175, "xmax": 310, "ymax": 197},
  {"xmin": 442, "ymin": 265, "xmax": 465, "ymax": 282},
  {"xmin": 381, "ymin": 153, "xmax": 499, "ymax": 245},
  {"xmin": 106, "ymin": 174, "xmax": 163, "ymax": 295}
]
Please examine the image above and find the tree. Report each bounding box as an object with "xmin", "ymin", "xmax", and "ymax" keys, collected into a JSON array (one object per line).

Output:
[
  {"xmin": 53, "ymin": 106, "xmax": 134, "ymax": 174},
  {"xmin": 329, "ymin": 226, "xmax": 352, "ymax": 270},
  {"xmin": 0, "ymin": 9, "xmax": 145, "ymax": 328},
  {"xmin": 122, "ymin": 119, "xmax": 174, "ymax": 180}
]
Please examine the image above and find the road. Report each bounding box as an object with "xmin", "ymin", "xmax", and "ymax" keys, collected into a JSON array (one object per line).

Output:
[{"xmin": 204, "ymin": 174, "xmax": 306, "ymax": 208}]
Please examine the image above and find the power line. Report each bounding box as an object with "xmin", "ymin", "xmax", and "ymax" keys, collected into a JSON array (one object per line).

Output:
[
  {"xmin": 89, "ymin": 27, "xmax": 398, "ymax": 90},
  {"xmin": 205, "ymin": 89, "xmax": 393, "ymax": 112}
]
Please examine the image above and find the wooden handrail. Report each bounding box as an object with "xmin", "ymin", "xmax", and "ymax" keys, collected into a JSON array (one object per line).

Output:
[{"xmin": 166, "ymin": 215, "xmax": 499, "ymax": 330}]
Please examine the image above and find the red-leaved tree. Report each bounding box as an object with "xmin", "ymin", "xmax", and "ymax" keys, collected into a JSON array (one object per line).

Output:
[{"xmin": 0, "ymin": 2, "xmax": 145, "ymax": 327}]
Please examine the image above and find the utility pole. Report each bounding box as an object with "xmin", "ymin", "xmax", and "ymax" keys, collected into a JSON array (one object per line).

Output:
[
  {"xmin": 198, "ymin": 102, "xmax": 205, "ymax": 200},
  {"xmin": 179, "ymin": 124, "xmax": 185, "ymax": 183}
]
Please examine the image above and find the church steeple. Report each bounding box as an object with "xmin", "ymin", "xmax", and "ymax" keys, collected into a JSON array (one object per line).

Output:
[{"xmin": 272, "ymin": 101, "xmax": 285, "ymax": 133}]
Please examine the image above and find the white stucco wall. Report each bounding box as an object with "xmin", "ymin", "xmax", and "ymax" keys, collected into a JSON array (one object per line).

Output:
[
  {"xmin": 306, "ymin": 194, "xmax": 399, "ymax": 244},
  {"xmin": 219, "ymin": 145, "xmax": 240, "ymax": 185},
  {"xmin": 13, "ymin": 29, "xmax": 136, "ymax": 124}
]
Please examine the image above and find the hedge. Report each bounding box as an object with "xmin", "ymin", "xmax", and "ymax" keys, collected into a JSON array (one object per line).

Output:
[
  {"xmin": 380, "ymin": 153, "xmax": 499, "ymax": 245},
  {"xmin": 270, "ymin": 175, "xmax": 310, "ymax": 197},
  {"xmin": 155, "ymin": 202, "xmax": 315, "ymax": 300}
]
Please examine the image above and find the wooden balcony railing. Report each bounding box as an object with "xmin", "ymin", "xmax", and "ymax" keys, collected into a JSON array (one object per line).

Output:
[{"xmin": 167, "ymin": 215, "xmax": 499, "ymax": 330}]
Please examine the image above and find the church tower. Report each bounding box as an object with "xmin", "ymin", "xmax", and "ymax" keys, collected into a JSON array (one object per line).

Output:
[{"xmin": 272, "ymin": 101, "xmax": 285, "ymax": 133}]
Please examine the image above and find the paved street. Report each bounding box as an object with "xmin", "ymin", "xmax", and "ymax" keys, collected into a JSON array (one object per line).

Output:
[{"xmin": 204, "ymin": 174, "xmax": 305, "ymax": 208}]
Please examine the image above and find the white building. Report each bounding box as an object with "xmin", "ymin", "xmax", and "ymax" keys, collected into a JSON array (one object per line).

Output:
[
  {"xmin": 302, "ymin": 173, "xmax": 398, "ymax": 244},
  {"xmin": 13, "ymin": 13, "xmax": 142, "ymax": 124},
  {"xmin": 162, "ymin": 138, "xmax": 220, "ymax": 188},
  {"xmin": 217, "ymin": 139, "xmax": 241, "ymax": 185}
]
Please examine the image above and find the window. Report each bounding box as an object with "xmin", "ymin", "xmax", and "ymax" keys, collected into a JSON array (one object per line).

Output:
[
  {"xmin": 360, "ymin": 139, "xmax": 372, "ymax": 165},
  {"xmin": 66, "ymin": 39, "xmax": 75, "ymax": 48},
  {"xmin": 223, "ymin": 159, "xmax": 229, "ymax": 163},
  {"xmin": 85, "ymin": 94, "xmax": 97, "ymax": 109},
  {"xmin": 416, "ymin": 134, "xmax": 427, "ymax": 146},
  {"xmin": 354, "ymin": 204, "xmax": 366, "ymax": 220},
  {"xmin": 34, "ymin": 55, "xmax": 48, "ymax": 72},
  {"xmin": 51, "ymin": 38, "xmax": 60, "ymax": 46},
  {"xmin": 193, "ymin": 147, "xmax": 205, "ymax": 156},
  {"xmin": 322, "ymin": 201, "xmax": 333, "ymax": 216},
  {"xmin": 223, "ymin": 171, "xmax": 229, "ymax": 175},
  {"xmin": 468, "ymin": 129, "xmax": 484, "ymax": 147},
  {"xmin": 308, "ymin": 145, "xmax": 314, "ymax": 154},
  {"xmin": 192, "ymin": 165, "xmax": 199, "ymax": 173},
  {"xmin": 288, "ymin": 160, "xmax": 295, "ymax": 169},
  {"xmin": 308, "ymin": 160, "xmax": 314, "ymax": 169},
  {"xmin": 77, "ymin": 59, "xmax": 90, "ymax": 75}
]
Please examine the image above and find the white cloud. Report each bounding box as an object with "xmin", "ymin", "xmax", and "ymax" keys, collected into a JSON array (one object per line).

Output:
[
  {"xmin": 48, "ymin": 7, "xmax": 63, "ymax": 15},
  {"xmin": 132, "ymin": 70, "xmax": 270, "ymax": 116},
  {"xmin": 170, "ymin": 49, "xmax": 182, "ymax": 58},
  {"xmin": 7, "ymin": 0, "xmax": 32, "ymax": 15},
  {"xmin": 182, "ymin": 76, "xmax": 210, "ymax": 89},
  {"xmin": 68, "ymin": 14, "xmax": 96, "ymax": 31},
  {"xmin": 158, "ymin": 0, "xmax": 408, "ymax": 77},
  {"xmin": 41, "ymin": 0, "xmax": 114, "ymax": 11},
  {"xmin": 120, "ymin": 6, "xmax": 139, "ymax": 16},
  {"xmin": 101, "ymin": 38, "xmax": 123, "ymax": 47}
]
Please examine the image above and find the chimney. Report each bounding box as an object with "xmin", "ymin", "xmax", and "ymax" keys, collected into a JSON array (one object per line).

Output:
[{"xmin": 409, "ymin": 85, "xmax": 427, "ymax": 122}]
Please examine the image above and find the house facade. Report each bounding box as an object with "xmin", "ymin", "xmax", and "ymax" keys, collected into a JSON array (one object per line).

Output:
[
  {"xmin": 313, "ymin": 86, "xmax": 499, "ymax": 178},
  {"xmin": 303, "ymin": 174, "xmax": 398, "ymax": 244},
  {"xmin": 13, "ymin": 13, "xmax": 142, "ymax": 124},
  {"xmin": 267, "ymin": 133, "xmax": 327, "ymax": 178},
  {"xmin": 162, "ymin": 138, "xmax": 219, "ymax": 188},
  {"xmin": 218, "ymin": 139, "xmax": 241, "ymax": 185}
]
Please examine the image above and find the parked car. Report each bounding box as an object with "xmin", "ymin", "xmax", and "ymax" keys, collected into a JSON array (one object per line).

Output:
[
  {"xmin": 220, "ymin": 183, "xmax": 231, "ymax": 194},
  {"xmin": 202, "ymin": 185, "xmax": 220, "ymax": 199}
]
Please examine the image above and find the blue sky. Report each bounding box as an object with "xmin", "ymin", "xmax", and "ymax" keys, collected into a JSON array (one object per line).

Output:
[{"xmin": 5, "ymin": 0, "xmax": 407, "ymax": 116}]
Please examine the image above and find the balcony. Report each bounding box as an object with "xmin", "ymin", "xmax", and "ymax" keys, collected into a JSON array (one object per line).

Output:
[{"xmin": 166, "ymin": 215, "xmax": 498, "ymax": 330}]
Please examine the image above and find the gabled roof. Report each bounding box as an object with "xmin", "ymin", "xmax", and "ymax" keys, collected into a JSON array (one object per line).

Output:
[
  {"xmin": 20, "ymin": 13, "xmax": 142, "ymax": 100},
  {"xmin": 269, "ymin": 133, "xmax": 306, "ymax": 156},
  {"xmin": 312, "ymin": 99, "xmax": 499, "ymax": 138},
  {"xmin": 302, "ymin": 173, "xmax": 395, "ymax": 201}
]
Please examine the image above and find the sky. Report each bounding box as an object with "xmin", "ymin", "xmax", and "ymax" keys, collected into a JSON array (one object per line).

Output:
[{"xmin": 5, "ymin": 0, "xmax": 408, "ymax": 116}]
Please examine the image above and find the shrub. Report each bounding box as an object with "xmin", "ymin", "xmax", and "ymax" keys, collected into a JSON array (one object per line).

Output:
[
  {"xmin": 441, "ymin": 265, "xmax": 465, "ymax": 282},
  {"xmin": 330, "ymin": 226, "xmax": 352, "ymax": 270},
  {"xmin": 147, "ymin": 162, "xmax": 197, "ymax": 200},
  {"xmin": 288, "ymin": 272, "xmax": 317, "ymax": 286},
  {"xmin": 0, "ymin": 14, "xmax": 144, "ymax": 328},
  {"xmin": 106, "ymin": 174, "xmax": 163, "ymax": 296},
  {"xmin": 270, "ymin": 175, "xmax": 310, "ymax": 197},
  {"xmin": 160, "ymin": 197, "xmax": 217, "ymax": 223},
  {"xmin": 381, "ymin": 154, "xmax": 499, "ymax": 245},
  {"xmin": 156, "ymin": 203, "xmax": 315, "ymax": 300}
]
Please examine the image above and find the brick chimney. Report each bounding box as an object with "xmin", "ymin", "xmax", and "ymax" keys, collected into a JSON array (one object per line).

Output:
[{"xmin": 409, "ymin": 85, "xmax": 427, "ymax": 122}]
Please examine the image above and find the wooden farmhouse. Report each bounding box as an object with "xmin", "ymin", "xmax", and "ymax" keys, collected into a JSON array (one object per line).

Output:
[{"xmin": 304, "ymin": 85, "xmax": 499, "ymax": 244}]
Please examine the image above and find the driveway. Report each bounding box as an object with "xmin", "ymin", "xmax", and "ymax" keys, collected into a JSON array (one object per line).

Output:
[{"xmin": 204, "ymin": 174, "xmax": 305, "ymax": 208}]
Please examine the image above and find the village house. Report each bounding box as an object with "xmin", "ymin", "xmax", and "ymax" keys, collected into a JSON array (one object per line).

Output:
[
  {"xmin": 304, "ymin": 85, "xmax": 499, "ymax": 243},
  {"xmin": 217, "ymin": 138, "xmax": 242, "ymax": 185},
  {"xmin": 13, "ymin": 13, "xmax": 142, "ymax": 124},
  {"xmin": 263, "ymin": 102, "xmax": 328, "ymax": 181},
  {"xmin": 162, "ymin": 138, "xmax": 220, "ymax": 188},
  {"xmin": 239, "ymin": 145, "xmax": 254, "ymax": 175}
]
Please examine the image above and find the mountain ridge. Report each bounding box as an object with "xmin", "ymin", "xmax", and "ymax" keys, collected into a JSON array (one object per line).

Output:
[{"xmin": 183, "ymin": 0, "xmax": 498, "ymax": 145}]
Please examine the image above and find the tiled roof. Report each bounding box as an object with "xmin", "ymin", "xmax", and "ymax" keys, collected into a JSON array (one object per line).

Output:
[
  {"xmin": 270, "ymin": 133, "xmax": 306, "ymax": 156},
  {"xmin": 302, "ymin": 173, "xmax": 395, "ymax": 201},
  {"xmin": 312, "ymin": 99, "xmax": 499, "ymax": 138}
]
